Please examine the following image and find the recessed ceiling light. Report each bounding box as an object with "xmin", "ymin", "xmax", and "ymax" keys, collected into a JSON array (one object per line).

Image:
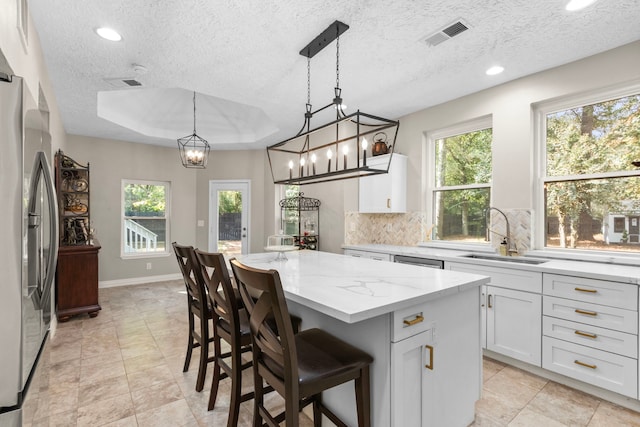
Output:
[
  {"xmin": 486, "ymin": 66, "xmax": 504, "ymax": 76},
  {"xmin": 95, "ymin": 27, "xmax": 122, "ymax": 41},
  {"xmin": 565, "ymin": 0, "xmax": 598, "ymax": 11}
]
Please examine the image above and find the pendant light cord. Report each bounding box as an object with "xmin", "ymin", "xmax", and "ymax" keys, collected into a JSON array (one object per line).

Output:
[
  {"xmin": 335, "ymin": 32, "xmax": 340, "ymax": 89},
  {"xmin": 307, "ymin": 57, "xmax": 311, "ymax": 106},
  {"xmin": 192, "ymin": 91, "xmax": 197, "ymax": 134}
]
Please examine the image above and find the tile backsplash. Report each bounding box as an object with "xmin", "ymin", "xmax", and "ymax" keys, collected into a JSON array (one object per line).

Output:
[{"xmin": 344, "ymin": 209, "xmax": 532, "ymax": 253}]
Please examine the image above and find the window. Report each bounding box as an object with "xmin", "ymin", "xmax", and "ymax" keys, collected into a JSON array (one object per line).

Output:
[
  {"xmin": 429, "ymin": 117, "xmax": 492, "ymax": 242},
  {"xmin": 122, "ymin": 180, "xmax": 170, "ymax": 256},
  {"xmin": 538, "ymin": 87, "xmax": 640, "ymax": 252}
]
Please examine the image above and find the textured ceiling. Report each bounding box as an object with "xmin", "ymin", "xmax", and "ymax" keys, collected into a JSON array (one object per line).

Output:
[{"xmin": 28, "ymin": 0, "xmax": 640, "ymax": 150}]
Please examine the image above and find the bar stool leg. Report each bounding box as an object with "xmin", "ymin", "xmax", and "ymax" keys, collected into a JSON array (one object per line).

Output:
[
  {"xmin": 207, "ymin": 330, "xmax": 222, "ymax": 410},
  {"xmin": 355, "ymin": 366, "xmax": 371, "ymax": 427},
  {"xmin": 312, "ymin": 395, "xmax": 322, "ymax": 427},
  {"xmin": 227, "ymin": 346, "xmax": 243, "ymax": 427},
  {"xmin": 183, "ymin": 305, "xmax": 194, "ymax": 372},
  {"xmin": 195, "ymin": 315, "xmax": 209, "ymax": 392}
]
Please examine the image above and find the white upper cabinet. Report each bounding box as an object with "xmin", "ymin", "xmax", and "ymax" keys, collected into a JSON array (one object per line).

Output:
[{"xmin": 358, "ymin": 153, "xmax": 407, "ymax": 213}]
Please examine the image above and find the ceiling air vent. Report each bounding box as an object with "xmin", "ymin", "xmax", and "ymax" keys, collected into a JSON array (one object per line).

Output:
[
  {"xmin": 424, "ymin": 19, "xmax": 470, "ymax": 47},
  {"xmin": 122, "ymin": 79, "xmax": 142, "ymax": 87},
  {"xmin": 103, "ymin": 77, "xmax": 143, "ymax": 88}
]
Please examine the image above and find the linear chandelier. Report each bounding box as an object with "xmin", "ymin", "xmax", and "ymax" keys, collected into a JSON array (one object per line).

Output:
[
  {"xmin": 267, "ymin": 20, "xmax": 399, "ymax": 185},
  {"xmin": 177, "ymin": 91, "xmax": 210, "ymax": 169}
]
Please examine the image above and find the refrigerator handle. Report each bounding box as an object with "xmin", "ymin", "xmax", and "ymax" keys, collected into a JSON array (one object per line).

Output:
[{"xmin": 27, "ymin": 152, "xmax": 59, "ymax": 309}]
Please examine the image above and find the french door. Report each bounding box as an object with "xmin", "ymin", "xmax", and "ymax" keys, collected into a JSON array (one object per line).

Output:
[{"xmin": 209, "ymin": 180, "xmax": 250, "ymax": 255}]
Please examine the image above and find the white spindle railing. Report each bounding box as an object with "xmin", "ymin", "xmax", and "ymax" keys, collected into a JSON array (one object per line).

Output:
[{"xmin": 124, "ymin": 219, "xmax": 158, "ymax": 252}]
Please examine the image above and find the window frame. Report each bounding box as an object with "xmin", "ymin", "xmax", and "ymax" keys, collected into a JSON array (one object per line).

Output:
[
  {"xmin": 121, "ymin": 179, "xmax": 171, "ymax": 259},
  {"xmin": 533, "ymin": 80, "xmax": 640, "ymax": 258},
  {"xmin": 425, "ymin": 115, "xmax": 493, "ymax": 248}
]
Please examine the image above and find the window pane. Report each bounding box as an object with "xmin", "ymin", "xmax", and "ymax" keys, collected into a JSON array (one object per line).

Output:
[
  {"xmin": 123, "ymin": 182, "xmax": 168, "ymax": 254},
  {"xmin": 124, "ymin": 219, "xmax": 166, "ymax": 253},
  {"xmin": 433, "ymin": 188, "xmax": 490, "ymax": 241},
  {"xmin": 435, "ymin": 128, "xmax": 492, "ymax": 186},
  {"xmin": 124, "ymin": 184, "xmax": 166, "ymax": 217},
  {"xmin": 545, "ymin": 176, "xmax": 640, "ymax": 251},
  {"xmin": 546, "ymin": 95, "xmax": 640, "ymax": 176}
]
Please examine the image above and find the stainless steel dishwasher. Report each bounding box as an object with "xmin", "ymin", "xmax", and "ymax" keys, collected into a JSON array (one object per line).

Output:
[{"xmin": 393, "ymin": 255, "xmax": 444, "ymax": 269}]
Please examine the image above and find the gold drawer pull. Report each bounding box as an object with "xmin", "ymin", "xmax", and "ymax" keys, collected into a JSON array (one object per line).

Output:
[
  {"xmin": 575, "ymin": 330, "xmax": 597, "ymax": 339},
  {"xmin": 575, "ymin": 309, "xmax": 597, "ymax": 316},
  {"xmin": 387, "ymin": 198, "xmax": 391, "ymax": 209},
  {"xmin": 574, "ymin": 360, "xmax": 597, "ymax": 370},
  {"xmin": 575, "ymin": 287, "xmax": 597, "ymax": 293},
  {"xmin": 425, "ymin": 344, "xmax": 434, "ymax": 370},
  {"xmin": 403, "ymin": 315, "xmax": 424, "ymax": 326}
]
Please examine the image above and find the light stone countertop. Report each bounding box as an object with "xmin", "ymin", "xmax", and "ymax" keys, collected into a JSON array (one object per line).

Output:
[
  {"xmin": 234, "ymin": 250, "xmax": 488, "ymax": 324},
  {"xmin": 342, "ymin": 243, "xmax": 640, "ymax": 285}
]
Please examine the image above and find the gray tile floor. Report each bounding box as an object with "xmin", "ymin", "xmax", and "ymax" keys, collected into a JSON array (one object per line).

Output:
[{"xmin": 21, "ymin": 280, "xmax": 640, "ymax": 426}]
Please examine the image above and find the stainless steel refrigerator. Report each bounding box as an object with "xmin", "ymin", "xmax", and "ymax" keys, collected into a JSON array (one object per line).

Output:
[{"xmin": 0, "ymin": 74, "xmax": 59, "ymax": 426}]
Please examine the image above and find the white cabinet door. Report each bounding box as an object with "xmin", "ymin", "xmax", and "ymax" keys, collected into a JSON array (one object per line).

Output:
[
  {"xmin": 391, "ymin": 329, "xmax": 432, "ymax": 427},
  {"xmin": 391, "ymin": 287, "xmax": 480, "ymax": 427},
  {"xmin": 487, "ymin": 286, "xmax": 542, "ymax": 366},
  {"xmin": 358, "ymin": 154, "xmax": 407, "ymax": 213}
]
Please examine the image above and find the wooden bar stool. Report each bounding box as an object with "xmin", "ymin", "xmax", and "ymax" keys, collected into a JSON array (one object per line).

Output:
[
  {"xmin": 194, "ymin": 250, "xmax": 256, "ymax": 426},
  {"xmin": 230, "ymin": 258, "xmax": 373, "ymax": 427},
  {"xmin": 172, "ymin": 242, "xmax": 213, "ymax": 392}
]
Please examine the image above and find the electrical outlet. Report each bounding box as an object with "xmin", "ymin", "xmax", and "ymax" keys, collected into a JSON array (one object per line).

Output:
[
  {"xmin": 350, "ymin": 222, "xmax": 356, "ymax": 232},
  {"xmin": 146, "ymin": 262, "xmax": 152, "ymax": 270},
  {"xmin": 386, "ymin": 223, "xmax": 392, "ymax": 232}
]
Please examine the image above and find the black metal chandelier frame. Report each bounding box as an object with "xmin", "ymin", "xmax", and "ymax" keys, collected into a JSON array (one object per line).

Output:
[
  {"xmin": 177, "ymin": 91, "xmax": 210, "ymax": 169},
  {"xmin": 267, "ymin": 20, "xmax": 400, "ymax": 185}
]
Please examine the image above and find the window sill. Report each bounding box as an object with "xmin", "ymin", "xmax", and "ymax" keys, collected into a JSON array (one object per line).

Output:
[
  {"xmin": 417, "ymin": 241, "xmax": 496, "ymax": 254},
  {"xmin": 526, "ymin": 248, "xmax": 640, "ymax": 267},
  {"xmin": 121, "ymin": 252, "xmax": 171, "ymax": 260}
]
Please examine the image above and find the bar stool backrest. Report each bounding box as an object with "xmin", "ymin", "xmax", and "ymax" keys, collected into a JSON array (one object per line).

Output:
[{"xmin": 229, "ymin": 258, "xmax": 299, "ymax": 399}]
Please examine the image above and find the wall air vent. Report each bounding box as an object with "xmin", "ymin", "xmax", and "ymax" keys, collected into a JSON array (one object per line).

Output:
[{"xmin": 424, "ymin": 19, "xmax": 470, "ymax": 47}]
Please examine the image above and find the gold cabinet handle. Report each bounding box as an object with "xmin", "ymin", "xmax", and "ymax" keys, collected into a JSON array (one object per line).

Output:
[
  {"xmin": 575, "ymin": 309, "xmax": 597, "ymax": 316},
  {"xmin": 425, "ymin": 344, "xmax": 434, "ymax": 370},
  {"xmin": 574, "ymin": 360, "xmax": 597, "ymax": 369},
  {"xmin": 488, "ymin": 294, "xmax": 493, "ymax": 309},
  {"xmin": 403, "ymin": 315, "xmax": 424, "ymax": 326},
  {"xmin": 575, "ymin": 330, "xmax": 597, "ymax": 339},
  {"xmin": 387, "ymin": 198, "xmax": 391, "ymax": 209},
  {"xmin": 575, "ymin": 287, "xmax": 597, "ymax": 293}
]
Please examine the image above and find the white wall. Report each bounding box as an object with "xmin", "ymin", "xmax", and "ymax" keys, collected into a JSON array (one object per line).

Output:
[
  {"xmin": 67, "ymin": 135, "xmax": 198, "ymax": 281},
  {"xmin": 0, "ymin": 0, "xmax": 66, "ymax": 155},
  {"xmin": 338, "ymin": 41, "xmax": 640, "ymax": 228}
]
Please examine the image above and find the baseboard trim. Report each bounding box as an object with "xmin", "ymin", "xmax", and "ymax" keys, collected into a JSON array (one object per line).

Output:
[
  {"xmin": 99, "ymin": 273, "xmax": 182, "ymax": 288},
  {"xmin": 484, "ymin": 350, "xmax": 640, "ymax": 413}
]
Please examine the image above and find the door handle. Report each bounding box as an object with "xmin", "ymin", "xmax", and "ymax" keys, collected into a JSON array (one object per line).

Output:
[
  {"xmin": 488, "ymin": 294, "xmax": 493, "ymax": 309},
  {"xmin": 386, "ymin": 198, "xmax": 391, "ymax": 209}
]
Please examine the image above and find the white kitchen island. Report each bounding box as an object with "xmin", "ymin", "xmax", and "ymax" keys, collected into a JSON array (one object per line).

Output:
[{"xmin": 236, "ymin": 250, "xmax": 489, "ymax": 427}]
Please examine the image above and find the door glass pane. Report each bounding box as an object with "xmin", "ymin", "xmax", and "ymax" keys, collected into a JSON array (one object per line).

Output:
[{"xmin": 217, "ymin": 190, "xmax": 242, "ymax": 256}]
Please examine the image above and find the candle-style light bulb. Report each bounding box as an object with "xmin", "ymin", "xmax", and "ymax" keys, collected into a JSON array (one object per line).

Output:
[
  {"xmin": 300, "ymin": 157, "xmax": 306, "ymax": 177},
  {"xmin": 361, "ymin": 138, "xmax": 368, "ymax": 167},
  {"xmin": 342, "ymin": 145, "xmax": 349, "ymax": 169},
  {"xmin": 288, "ymin": 160, "xmax": 294, "ymax": 179},
  {"xmin": 327, "ymin": 149, "xmax": 332, "ymax": 173},
  {"xmin": 311, "ymin": 153, "xmax": 317, "ymax": 175}
]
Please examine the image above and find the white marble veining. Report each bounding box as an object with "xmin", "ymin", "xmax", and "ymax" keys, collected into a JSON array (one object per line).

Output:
[{"xmin": 235, "ymin": 250, "xmax": 488, "ymax": 323}]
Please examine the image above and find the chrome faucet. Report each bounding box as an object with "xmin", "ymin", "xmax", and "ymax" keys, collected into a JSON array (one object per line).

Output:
[{"xmin": 485, "ymin": 207, "xmax": 518, "ymax": 255}]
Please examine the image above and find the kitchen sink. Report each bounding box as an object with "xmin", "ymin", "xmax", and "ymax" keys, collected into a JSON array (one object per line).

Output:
[{"xmin": 461, "ymin": 254, "xmax": 549, "ymax": 265}]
